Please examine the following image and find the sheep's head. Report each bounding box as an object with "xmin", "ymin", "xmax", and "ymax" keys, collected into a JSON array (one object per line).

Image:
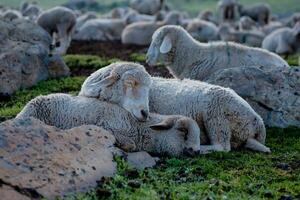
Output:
[
  {"xmin": 147, "ymin": 25, "xmax": 187, "ymax": 66},
  {"xmin": 80, "ymin": 62, "xmax": 152, "ymax": 122},
  {"xmin": 145, "ymin": 115, "xmax": 201, "ymax": 156}
]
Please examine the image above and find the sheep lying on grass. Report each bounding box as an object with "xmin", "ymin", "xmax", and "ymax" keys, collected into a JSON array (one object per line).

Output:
[
  {"xmin": 16, "ymin": 94, "xmax": 201, "ymax": 157},
  {"xmin": 37, "ymin": 6, "xmax": 76, "ymax": 55},
  {"xmin": 79, "ymin": 62, "xmax": 271, "ymax": 153},
  {"xmin": 146, "ymin": 25, "xmax": 288, "ymax": 80}
]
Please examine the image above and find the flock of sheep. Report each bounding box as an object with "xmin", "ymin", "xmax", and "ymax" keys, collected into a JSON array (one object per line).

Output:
[{"xmin": 1, "ymin": 0, "xmax": 300, "ymax": 157}]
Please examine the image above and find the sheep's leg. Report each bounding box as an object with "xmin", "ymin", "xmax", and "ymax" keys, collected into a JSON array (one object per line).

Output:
[
  {"xmin": 55, "ymin": 24, "xmax": 72, "ymax": 55},
  {"xmin": 245, "ymin": 138, "xmax": 271, "ymax": 153},
  {"xmin": 115, "ymin": 134, "xmax": 137, "ymax": 152},
  {"xmin": 199, "ymin": 144, "xmax": 225, "ymax": 154},
  {"xmin": 204, "ymin": 113, "xmax": 232, "ymax": 152}
]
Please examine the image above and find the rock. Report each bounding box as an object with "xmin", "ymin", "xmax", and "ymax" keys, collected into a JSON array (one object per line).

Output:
[
  {"xmin": 126, "ymin": 151, "xmax": 158, "ymax": 170},
  {"xmin": 0, "ymin": 117, "xmax": 117, "ymax": 199},
  {"xmin": 205, "ymin": 66, "xmax": 300, "ymax": 128},
  {"xmin": 0, "ymin": 17, "xmax": 69, "ymax": 96}
]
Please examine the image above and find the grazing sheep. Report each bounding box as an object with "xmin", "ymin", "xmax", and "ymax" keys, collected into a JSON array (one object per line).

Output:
[
  {"xmin": 262, "ymin": 22, "xmax": 300, "ymax": 55},
  {"xmin": 74, "ymin": 12, "xmax": 97, "ymax": 32},
  {"xmin": 79, "ymin": 62, "xmax": 271, "ymax": 153},
  {"xmin": 130, "ymin": 0, "xmax": 163, "ymax": 15},
  {"xmin": 186, "ymin": 20, "xmax": 219, "ymax": 42},
  {"xmin": 17, "ymin": 93, "xmax": 201, "ymax": 156},
  {"xmin": 218, "ymin": 24, "xmax": 265, "ymax": 47},
  {"xmin": 239, "ymin": 3, "xmax": 271, "ymax": 25},
  {"xmin": 122, "ymin": 11, "xmax": 182, "ymax": 45},
  {"xmin": 73, "ymin": 18, "xmax": 126, "ymax": 41},
  {"xmin": 147, "ymin": 25, "xmax": 288, "ymax": 81},
  {"xmin": 37, "ymin": 6, "xmax": 76, "ymax": 55},
  {"xmin": 217, "ymin": 0, "xmax": 239, "ymax": 22}
]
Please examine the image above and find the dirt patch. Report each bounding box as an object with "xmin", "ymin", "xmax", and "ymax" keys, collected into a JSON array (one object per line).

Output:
[{"xmin": 67, "ymin": 41, "xmax": 173, "ymax": 78}]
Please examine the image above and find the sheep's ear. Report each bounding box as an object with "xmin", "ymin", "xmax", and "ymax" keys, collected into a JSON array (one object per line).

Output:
[
  {"xmin": 160, "ymin": 35, "xmax": 172, "ymax": 54},
  {"xmin": 149, "ymin": 118, "xmax": 174, "ymax": 131}
]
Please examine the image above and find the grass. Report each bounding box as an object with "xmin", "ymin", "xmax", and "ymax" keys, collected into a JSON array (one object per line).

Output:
[
  {"xmin": 285, "ymin": 54, "xmax": 300, "ymax": 66},
  {"xmin": 68, "ymin": 127, "xmax": 300, "ymax": 200},
  {"xmin": 0, "ymin": 54, "xmax": 299, "ymax": 199}
]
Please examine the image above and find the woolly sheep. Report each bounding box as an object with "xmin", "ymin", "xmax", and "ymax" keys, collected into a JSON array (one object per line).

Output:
[
  {"xmin": 239, "ymin": 16, "xmax": 257, "ymax": 31},
  {"xmin": 217, "ymin": 0, "xmax": 239, "ymax": 22},
  {"xmin": 186, "ymin": 20, "xmax": 219, "ymax": 42},
  {"xmin": 130, "ymin": 0, "xmax": 163, "ymax": 15},
  {"xmin": 262, "ymin": 22, "xmax": 300, "ymax": 55},
  {"xmin": 16, "ymin": 93, "xmax": 201, "ymax": 156},
  {"xmin": 218, "ymin": 24, "xmax": 265, "ymax": 47},
  {"xmin": 238, "ymin": 3, "xmax": 271, "ymax": 25},
  {"xmin": 74, "ymin": 12, "xmax": 97, "ymax": 32},
  {"xmin": 147, "ymin": 25, "xmax": 288, "ymax": 81},
  {"xmin": 121, "ymin": 11, "xmax": 182, "ymax": 45},
  {"xmin": 2, "ymin": 10, "xmax": 22, "ymax": 21},
  {"xmin": 37, "ymin": 6, "xmax": 76, "ymax": 55},
  {"xmin": 73, "ymin": 18, "xmax": 126, "ymax": 41},
  {"xmin": 262, "ymin": 21, "xmax": 285, "ymax": 35},
  {"xmin": 21, "ymin": 3, "xmax": 41, "ymax": 20},
  {"xmin": 198, "ymin": 10, "xmax": 217, "ymax": 24},
  {"xmin": 125, "ymin": 10, "xmax": 156, "ymax": 24},
  {"xmin": 79, "ymin": 62, "xmax": 271, "ymax": 153}
]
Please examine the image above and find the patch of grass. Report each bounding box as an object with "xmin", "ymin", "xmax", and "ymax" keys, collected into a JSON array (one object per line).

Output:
[
  {"xmin": 64, "ymin": 54, "xmax": 120, "ymax": 71},
  {"xmin": 285, "ymin": 55, "xmax": 300, "ymax": 66},
  {"xmin": 129, "ymin": 53, "xmax": 147, "ymax": 63},
  {"xmin": 68, "ymin": 127, "xmax": 300, "ymax": 200},
  {"xmin": 0, "ymin": 76, "xmax": 85, "ymax": 121}
]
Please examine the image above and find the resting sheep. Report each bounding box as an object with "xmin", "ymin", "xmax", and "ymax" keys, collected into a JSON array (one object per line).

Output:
[
  {"xmin": 37, "ymin": 6, "xmax": 76, "ymax": 55},
  {"xmin": 186, "ymin": 20, "xmax": 219, "ymax": 42},
  {"xmin": 130, "ymin": 0, "xmax": 164, "ymax": 15},
  {"xmin": 79, "ymin": 62, "xmax": 271, "ymax": 153},
  {"xmin": 238, "ymin": 3, "xmax": 271, "ymax": 25},
  {"xmin": 147, "ymin": 25, "xmax": 288, "ymax": 81},
  {"xmin": 121, "ymin": 11, "xmax": 182, "ymax": 45},
  {"xmin": 262, "ymin": 22, "xmax": 300, "ymax": 55},
  {"xmin": 74, "ymin": 12, "xmax": 97, "ymax": 32},
  {"xmin": 17, "ymin": 93, "xmax": 201, "ymax": 157}
]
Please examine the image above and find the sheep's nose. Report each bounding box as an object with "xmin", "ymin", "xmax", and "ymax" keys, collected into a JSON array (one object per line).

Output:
[
  {"xmin": 141, "ymin": 109, "xmax": 149, "ymax": 120},
  {"xmin": 183, "ymin": 147, "xmax": 197, "ymax": 157}
]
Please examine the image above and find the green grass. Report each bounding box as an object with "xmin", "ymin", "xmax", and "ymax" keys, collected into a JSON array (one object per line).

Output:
[
  {"xmin": 285, "ymin": 54, "xmax": 300, "ymax": 66},
  {"xmin": 67, "ymin": 127, "xmax": 300, "ymax": 200}
]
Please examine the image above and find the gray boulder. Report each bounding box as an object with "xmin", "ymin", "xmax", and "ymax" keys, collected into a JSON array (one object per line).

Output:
[
  {"xmin": 0, "ymin": 18, "xmax": 69, "ymax": 97},
  {"xmin": 205, "ymin": 66, "xmax": 300, "ymax": 128},
  {"xmin": 0, "ymin": 117, "xmax": 117, "ymax": 199}
]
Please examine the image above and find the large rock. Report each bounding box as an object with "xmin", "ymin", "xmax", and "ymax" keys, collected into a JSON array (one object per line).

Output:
[
  {"xmin": 0, "ymin": 18, "xmax": 69, "ymax": 97},
  {"xmin": 205, "ymin": 66, "xmax": 300, "ymax": 128},
  {"xmin": 0, "ymin": 117, "xmax": 117, "ymax": 199}
]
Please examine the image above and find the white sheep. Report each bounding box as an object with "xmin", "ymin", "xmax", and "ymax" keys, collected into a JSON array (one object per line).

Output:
[
  {"xmin": 79, "ymin": 62, "xmax": 271, "ymax": 153},
  {"xmin": 130, "ymin": 0, "xmax": 163, "ymax": 15},
  {"xmin": 186, "ymin": 19, "xmax": 219, "ymax": 42},
  {"xmin": 73, "ymin": 18, "xmax": 126, "ymax": 41},
  {"xmin": 121, "ymin": 11, "xmax": 182, "ymax": 45},
  {"xmin": 2, "ymin": 10, "xmax": 22, "ymax": 21},
  {"xmin": 16, "ymin": 93, "xmax": 201, "ymax": 157},
  {"xmin": 262, "ymin": 22, "xmax": 300, "ymax": 55},
  {"xmin": 74, "ymin": 12, "xmax": 98, "ymax": 32},
  {"xmin": 147, "ymin": 25, "xmax": 288, "ymax": 81},
  {"xmin": 37, "ymin": 6, "xmax": 76, "ymax": 55}
]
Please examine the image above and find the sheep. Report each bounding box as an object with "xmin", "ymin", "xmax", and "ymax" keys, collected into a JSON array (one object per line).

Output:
[
  {"xmin": 1, "ymin": 10, "xmax": 22, "ymax": 21},
  {"xmin": 146, "ymin": 25, "xmax": 288, "ymax": 81},
  {"xmin": 239, "ymin": 16, "xmax": 257, "ymax": 31},
  {"xmin": 20, "ymin": 2, "xmax": 41, "ymax": 20},
  {"xmin": 130, "ymin": 0, "xmax": 163, "ymax": 15},
  {"xmin": 37, "ymin": 6, "xmax": 76, "ymax": 55},
  {"xmin": 125, "ymin": 9, "xmax": 156, "ymax": 24},
  {"xmin": 262, "ymin": 22, "xmax": 300, "ymax": 55},
  {"xmin": 186, "ymin": 20, "xmax": 219, "ymax": 42},
  {"xmin": 218, "ymin": 24, "xmax": 265, "ymax": 47},
  {"xmin": 121, "ymin": 11, "xmax": 182, "ymax": 45},
  {"xmin": 79, "ymin": 62, "xmax": 271, "ymax": 153},
  {"xmin": 16, "ymin": 93, "xmax": 201, "ymax": 157},
  {"xmin": 198, "ymin": 10, "xmax": 217, "ymax": 24},
  {"xmin": 262, "ymin": 21, "xmax": 285, "ymax": 35},
  {"xmin": 74, "ymin": 12, "xmax": 97, "ymax": 32},
  {"xmin": 217, "ymin": 0, "xmax": 240, "ymax": 23},
  {"xmin": 238, "ymin": 3, "xmax": 271, "ymax": 25},
  {"xmin": 73, "ymin": 18, "xmax": 126, "ymax": 41}
]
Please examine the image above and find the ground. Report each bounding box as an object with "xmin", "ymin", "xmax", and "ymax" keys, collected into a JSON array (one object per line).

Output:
[{"xmin": 0, "ymin": 41, "xmax": 299, "ymax": 200}]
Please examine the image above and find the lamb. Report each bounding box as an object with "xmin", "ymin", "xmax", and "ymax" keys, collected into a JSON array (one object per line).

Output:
[
  {"xmin": 146, "ymin": 25, "xmax": 288, "ymax": 81},
  {"xmin": 121, "ymin": 11, "xmax": 182, "ymax": 45},
  {"xmin": 186, "ymin": 20, "xmax": 219, "ymax": 42},
  {"xmin": 130, "ymin": 0, "xmax": 164, "ymax": 15},
  {"xmin": 16, "ymin": 93, "xmax": 201, "ymax": 157},
  {"xmin": 218, "ymin": 24, "xmax": 265, "ymax": 47},
  {"xmin": 262, "ymin": 22, "xmax": 300, "ymax": 55},
  {"xmin": 79, "ymin": 62, "xmax": 271, "ymax": 153},
  {"xmin": 37, "ymin": 6, "xmax": 76, "ymax": 55},
  {"xmin": 73, "ymin": 18, "xmax": 126, "ymax": 41}
]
